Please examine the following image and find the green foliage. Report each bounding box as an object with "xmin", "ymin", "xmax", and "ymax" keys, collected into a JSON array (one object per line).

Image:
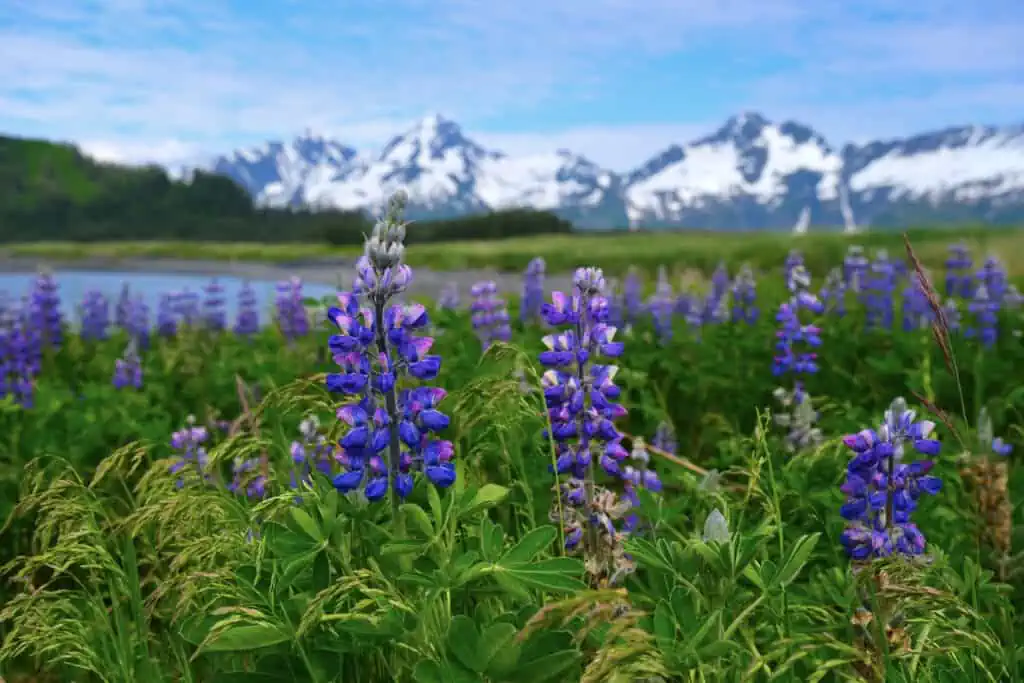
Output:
[{"xmin": 0, "ymin": 286, "xmax": 1022, "ymax": 682}]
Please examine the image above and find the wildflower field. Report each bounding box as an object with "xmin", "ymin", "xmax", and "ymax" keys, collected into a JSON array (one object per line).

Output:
[{"xmin": 1, "ymin": 197, "xmax": 1023, "ymax": 683}]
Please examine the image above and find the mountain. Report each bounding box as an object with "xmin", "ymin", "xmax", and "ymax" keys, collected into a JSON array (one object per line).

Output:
[{"xmin": 189, "ymin": 112, "xmax": 1024, "ymax": 231}]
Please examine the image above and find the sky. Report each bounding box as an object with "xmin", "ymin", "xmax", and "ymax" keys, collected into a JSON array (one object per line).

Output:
[{"xmin": 1, "ymin": 0, "xmax": 1022, "ymax": 171}]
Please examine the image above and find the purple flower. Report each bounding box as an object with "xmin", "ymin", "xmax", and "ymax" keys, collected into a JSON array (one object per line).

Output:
[
  {"xmin": 79, "ymin": 290, "xmax": 111, "ymax": 341},
  {"xmin": 234, "ymin": 281, "xmax": 260, "ymax": 336},
  {"xmin": 168, "ymin": 417, "xmax": 212, "ymax": 489},
  {"xmin": 838, "ymin": 397, "xmax": 943, "ymax": 560},
  {"xmin": 275, "ymin": 278, "xmax": 310, "ymax": 340},
  {"xmin": 469, "ymin": 281, "xmax": 512, "ymax": 350},
  {"xmin": 112, "ymin": 340, "xmax": 143, "ymax": 390},
  {"xmin": 325, "ymin": 191, "xmax": 455, "ymax": 507},
  {"xmin": 202, "ymin": 278, "xmax": 227, "ymax": 332},
  {"xmin": 520, "ymin": 257, "xmax": 546, "ymax": 324}
]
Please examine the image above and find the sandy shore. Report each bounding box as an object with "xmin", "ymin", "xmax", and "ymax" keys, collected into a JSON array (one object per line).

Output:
[{"xmin": 0, "ymin": 255, "xmax": 576, "ymax": 301}]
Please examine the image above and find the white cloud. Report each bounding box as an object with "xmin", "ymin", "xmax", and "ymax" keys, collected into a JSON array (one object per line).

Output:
[{"xmin": 1, "ymin": 0, "xmax": 1021, "ymax": 166}]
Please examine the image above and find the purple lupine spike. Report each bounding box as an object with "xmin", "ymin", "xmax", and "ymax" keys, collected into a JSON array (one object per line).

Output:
[
  {"xmin": 174, "ymin": 289, "xmax": 201, "ymax": 328},
  {"xmin": 156, "ymin": 293, "xmax": 178, "ymax": 338},
  {"xmin": 900, "ymin": 270, "xmax": 935, "ymax": 332},
  {"xmin": 839, "ymin": 397, "xmax": 942, "ymax": 560},
  {"xmin": 864, "ymin": 250, "xmax": 896, "ymax": 331},
  {"xmin": 729, "ymin": 264, "xmax": 759, "ymax": 325},
  {"xmin": 275, "ymin": 277, "xmax": 310, "ymax": 341},
  {"xmin": 469, "ymin": 280, "xmax": 512, "ymax": 350},
  {"xmin": 819, "ymin": 267, "xmax": 847, "ymax": 317},
  {"xmin": 520, "ymin": 257, "xmax": 546, "ymax": 324},
  {"xmin": 168, "ymin": 416, "xmax": 212, "ymax": 489},
  {"xmin": 202, "ymin": 278, "xmax": 227, "ymax": 331},
  {"xmin": 773, "ymin": 261, "xmax": 825, "ymax": 453},
  {"xmin": 112, "ymin": 339, "xmax": 143, "ymax": 390},
  {"xmin": 129, "ymin": 294, "xmax": 151, "ymax": 349},
  {"xmin": 966, "ymin": 283, "xmax": 999, "ymax": 348},
  {"xmin": 944, "ymin": 242, "xmax": 974, "ymax": 298},
  {"xmin": 622, "ymin": 268, "xmax": 643, "ymax": 325},
  {"xmin": 647, "ymin": 267, "xmax": 674, "ymax": 344},
  {"xmin": 79, "ymin": 290, "xmax": 111, "ymax": 341},
  {"xmin": 234, "ymin": 281, "xmax": 259, "ymax": 336},
  {"xmin": 115, "ymin": 283, "xmax": 133, "ymax": 331},
  {"xmin": 326, "ymin": 190, "xmax": 455, "ymax": 512},
  {"xmin": 28, "ymin": 271, "xmax": 63, "ymax": 348},
  {"xmin": 228, "ymin": 457, "xmax": 267, "ymax": 500},
  {"xmin": 437, "ymin": 282, "xmax": 460, "ymax": 310}
]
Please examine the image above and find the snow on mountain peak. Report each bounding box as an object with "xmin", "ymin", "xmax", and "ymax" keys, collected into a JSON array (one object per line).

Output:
[{"xmin": 192, "ymin": 111, "xmax": 1024, "ymax": 229}]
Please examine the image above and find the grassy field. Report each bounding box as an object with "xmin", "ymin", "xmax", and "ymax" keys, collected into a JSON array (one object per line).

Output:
[
  {"xmin": 5, "ymin": 225, "xmax": 1024, "ymax": 277},
  {"xmin": 1, "ymin": 221, "xmax": 1023, "ymax": 682}
]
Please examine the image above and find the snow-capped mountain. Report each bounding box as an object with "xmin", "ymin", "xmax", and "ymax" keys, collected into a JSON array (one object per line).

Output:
[{"xmin": 189, "ymin": 113, "xmax": 1024, "ymax": 230}]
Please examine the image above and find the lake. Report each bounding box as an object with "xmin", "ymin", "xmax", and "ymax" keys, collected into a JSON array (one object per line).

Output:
[{"xmin": 0, "ymin": 270, "xmax": 340, "ymax": 322}]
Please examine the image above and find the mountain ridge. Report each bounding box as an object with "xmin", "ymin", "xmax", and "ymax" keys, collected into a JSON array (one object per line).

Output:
[{"xmin": 182, "ymin": 112, "xmax": 1024, "ymax": 231}]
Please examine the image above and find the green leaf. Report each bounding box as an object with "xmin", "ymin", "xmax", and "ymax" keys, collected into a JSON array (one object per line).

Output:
[
  {"xmin": 773, "ymin": 533, "xmax": 821, "ymax": 589},
  {"xmin": 481, "ymin": 622, "xmax": 520, "ymax": 675},
  {"xmin": 447, "ymin": 615, "xmax": 483, "ymax": 672},
  {"xmin": 289, "ymin": 507, "xmax": 322, "ymax": 541},
  {"xmin": 413, "ymin": 660, "xmax": 480, "ymax": 683},
  {"xmin": 501, "ymin": 526, "xmax": 557, "ymax": 564},
  {"xmin": 461, "ymin": 483, "xmax": 510, "ymax": 517},
  {"xmin": 402, "ymin": 503, "xmax": 435, "ymax": 539},
  {"xmin": 479, "ymin": 518, "xmax": 505, "ymax": 562},
  {"xmin": 508, "ymin": 650, "xmax": 582, "ymax": 683},
  {"xmin": 500, "ymin": 557, "xmax": 586, "ymax": 593},
  {"xmin": 200, "ymin": 622, "xmax": 291, "ymax": 653},
  {"xmin": 427, "ymin": 482, "xmax": 444, "ymax": 529}
]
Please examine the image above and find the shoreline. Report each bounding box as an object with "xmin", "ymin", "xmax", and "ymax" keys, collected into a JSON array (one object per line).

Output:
[{"xmin": 0, "ymin": 255, "xmax": 575, "ymax": 300}]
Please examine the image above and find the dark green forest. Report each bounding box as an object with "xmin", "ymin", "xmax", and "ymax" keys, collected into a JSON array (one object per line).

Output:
[{"xmin": 0, "ymin": 135, "xmax": 574, "ymax": 245}]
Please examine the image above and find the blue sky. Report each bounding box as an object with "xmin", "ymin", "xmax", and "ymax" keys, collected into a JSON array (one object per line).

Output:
[{"xmin": 1, "ymin": 0, "xmax": 1022, "ymax": 170}]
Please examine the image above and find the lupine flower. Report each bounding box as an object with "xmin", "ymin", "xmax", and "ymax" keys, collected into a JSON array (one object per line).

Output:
[
  {"xmin": 289, "ymin": 416, "xmax": 335, "ymax": 495},
  {"xmin": 647, "ymin": 267, "xmax": 674, "ymax": 344},
  {"xmin": 275, "ymin": 277, "xmax": 310, "ymax": 341},
  {"xmin": 819, "ymin": 267, "xmax": 848, "ymax": 317},
  {"xmin": 168, "ymin": 416, "xmax": 211, "ymax": 489},
  {"xmin": 864, "ymin": 251, "xmax": 896, "ymax": 331},
  {"xmin": 843, "ymin": 246, "xmax": 869, "ymax": 295},
  {"xmin": 944, "ymin": 242, "xmax": 974, "ymax": 298},
  {"xmin": 701, "ymin": 263, "xmax": 731, "ymax": 325},
  {"xmin": 437, "ymin": 282, "xmax": 460, "ymax": 310},
  {"xmin": 325, "ymin": 190, "xmax": 455, "ymax": 508},
  {"xmin": 620, "ymin": 437, "xmax": 662, "ymax": 533},
  {"xmin": 965, "ymin": 284, "xmax": 999, "ymax": 347},
  {"xmin": 112, "ymin": 339, "xmax": 143, "ymax": 390},
  {"xmin": 174, "ymin": 289, "xmax": 201, "ymax": 327},
  {"xmin": 729, "ymin": 264, "xmax": 759, "ymax": 324},
  {"xmin": 156, "ymin": 293, "xmax": 178, "ymax": 338},
  {"xmin": 79, "ymin": 290, "xmax": 111, "ymax": 341},
  {"xmin": 125, "ymin": 294, "xmax": 150, "ymax": 349},
  {"xmin": 838, "ymin": 397, "xmax": 942, "ymax": 560},
  {"xmin": 901, "ymin": 271, "xmax": 935, "ymax": 332},
  {"xmin": 651, "ymin": 421, "xmax": 677, "ymax": 455},
  {"xmin": 773, "ymin": 262, "xmax": 824, "ymax": 452},
  {"xmin": 469, "ymin": 281, "xmax": 512, "ymax": 350},
  {"xmin": 234, "ymin": 281, "xmax": 260, "ymax": 336},
  {"xmin": 28, "ymin": 271, "xmax": 63, "ymax": 348},
  {"xmin": 115, "ymin": 284, "xmax": 133, "ymax": 331},
  {"xmin": 202, "ymin": 278, "xmax": 227, "ymax": 331},
  {"xmin": 520, "ymin": 257, "xmax": 546, "ymax": 324},
  {"xmin": 539, "ymin": 267, "xmax": 645, "ymax": 584},
  {"xmin": 621, "ymin": 269, "xmax": 644, "ymax": 326},
  {"xmin": 228, "ymin": 458, "xmax": 268, "ymax": 500},
  {"xmin": 0, "ymin": 308, "xmax": 34, "ymax": 408}
]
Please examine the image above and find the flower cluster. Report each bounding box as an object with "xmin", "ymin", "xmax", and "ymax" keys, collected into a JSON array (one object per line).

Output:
[
  {"xmin": 520, "ymin": 257, "xmax": 546, "ymax": 324},
  {"xmin": 538, "ymin": 267, "xmax": 657, "ymax": 585},
  {"xmin": 729, "ymin": 264, "xmax": 759, "ymax": 325},
  {"xmin": 772, "ymin": 257, "xmax": 825, "ymax": 452},
  {"xmin": 325, "ymin": 191, "xmax": 455, "ymax": 508},
  {"xmin": 112, "ymin": 339, "xmax": 143, "ymax": 390},
  {"xmin": 838, "ymin": 398, "xmax": 942, "ymax": 560},
  {"xmin": 168, "ymin": 416, "xmax": 212, "ymax": 489},
  {"xmin": 234, "ymin": 281, "xmax": 260, "ymax": 336},
  {"xmin": 275, "ymin": 278, "xmax": 310, "ymax": 341},
  {"xmin": 469, "ymin": 281, "xmax": 511, "ymax": 351},
  {"xmin": 79, "ymin": 290, "xmax": 111, "ymax": 341},
  {"xmin": 202, "ymin": 278, "xmax": 227, "ymax": 331}
]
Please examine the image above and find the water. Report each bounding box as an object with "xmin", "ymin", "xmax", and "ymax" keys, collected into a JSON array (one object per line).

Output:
[{"xmin": 0, "ymin": 270, "xmax": 339, "ymax": 324}]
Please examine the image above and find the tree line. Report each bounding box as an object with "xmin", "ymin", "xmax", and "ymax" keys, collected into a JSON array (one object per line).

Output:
[{"xmin": 0, "ymin": 135, "xmax": 575, "ymax": 244}]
